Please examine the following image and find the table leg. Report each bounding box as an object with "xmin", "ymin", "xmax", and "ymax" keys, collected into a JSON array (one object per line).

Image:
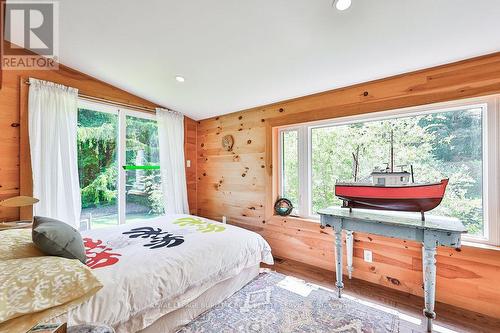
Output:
[
  {"xmin": 334, "ymin": 228, "xmax": 344, "ymax": 298},
  {"xmin": 422, "ymin": 240, "xmax": 437, "ymax": 332},
  {"xmin": 421, "ymin": 246, "xmax": 426, "ymax": 277},
  {"xmin": 346, "ymin": 230, "xmax": 354, "ymax": 279}
]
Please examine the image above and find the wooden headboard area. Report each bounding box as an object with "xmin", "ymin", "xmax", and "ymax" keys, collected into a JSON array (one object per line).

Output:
[{"xmin": 0, "ymin": 48, "xmax": 198, "ymax": 222}]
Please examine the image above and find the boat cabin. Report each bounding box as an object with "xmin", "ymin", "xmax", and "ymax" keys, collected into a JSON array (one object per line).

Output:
[{"xmin": 371, "ymin": 171, "xmax": 411, "ymax": 186}]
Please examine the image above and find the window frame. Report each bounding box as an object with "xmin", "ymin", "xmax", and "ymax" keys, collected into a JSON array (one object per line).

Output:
[
  {"xmin": 277, "ymin": 95, "xmax": 500, "ymax": 246},
  {"xmin": 77, "ymin": 98, "xmax": 159, "ymax": 226}
]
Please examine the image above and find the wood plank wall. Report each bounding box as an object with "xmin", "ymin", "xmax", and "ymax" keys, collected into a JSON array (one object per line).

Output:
[
  {"xmin": 196, "ymin": 52, "xmax": 500, "ymax": 318},
  {"xmin": 184, "ymin": 118, "xmax": 198, "ymax": 214},
  {"xmin": 0, "ymin": 59, "xmax": 197, "ymax": 220}
]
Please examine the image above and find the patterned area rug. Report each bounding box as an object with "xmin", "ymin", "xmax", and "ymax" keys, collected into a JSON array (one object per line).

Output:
[{"xmin": 180, "ymin": 272, "xmax": 400, "ymax": 332}]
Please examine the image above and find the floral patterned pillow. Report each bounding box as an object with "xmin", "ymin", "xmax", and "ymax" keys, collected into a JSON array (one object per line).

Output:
[
  {"xmin": 0, "ymin": 256, "xmax": 102, "ymax": 328},
  {"xmin": 0, "ymin": 229, "xmax": 44, "ymax": 260}
]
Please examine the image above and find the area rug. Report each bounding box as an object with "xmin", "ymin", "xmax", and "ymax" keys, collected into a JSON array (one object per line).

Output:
[{"xmin": 179, "ymin": 272, "xmax": 399, "ymax": 332}]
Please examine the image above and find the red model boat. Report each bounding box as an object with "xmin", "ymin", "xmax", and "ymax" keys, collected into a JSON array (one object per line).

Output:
[
  {"xmin": 335, "ymin": 179, "xmax": 449, "ymax": 218},
  {"xmin": 335, "ymin": 131, "xmax": 449, "ymax": 220}
]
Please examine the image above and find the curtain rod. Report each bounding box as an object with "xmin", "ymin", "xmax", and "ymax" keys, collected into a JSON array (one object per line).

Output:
[
  {"xmin": 78, "ymin": 94, "xmax": 156, "ymax": 114},
  {"xmin": 23, "ymin": 80, "xmax": 157, "ymax": 114}
]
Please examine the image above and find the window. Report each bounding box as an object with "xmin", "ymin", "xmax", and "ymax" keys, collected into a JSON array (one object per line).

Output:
[
  {"xmin": 78, "ymin": 100, "xmax": 164, "ymax": 229},
  {"xmin": 278, "ymin": 96, "xmax": 500, "ymax": 245}
]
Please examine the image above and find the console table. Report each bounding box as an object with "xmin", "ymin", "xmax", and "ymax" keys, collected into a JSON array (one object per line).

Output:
[{"xmin": 318, "ymin": 207, "xmax": 467, "ymax": 332}]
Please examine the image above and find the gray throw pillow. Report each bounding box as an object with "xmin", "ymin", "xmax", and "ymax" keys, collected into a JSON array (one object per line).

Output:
[{"xmin": 32, "ymin": 216, "xmax": 87, "ymax": 264}]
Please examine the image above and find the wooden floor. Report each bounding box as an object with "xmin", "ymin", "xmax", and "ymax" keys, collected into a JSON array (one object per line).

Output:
[{"xmin": 262, "ymin": 258, "xmax": 500, "ymax": 333}]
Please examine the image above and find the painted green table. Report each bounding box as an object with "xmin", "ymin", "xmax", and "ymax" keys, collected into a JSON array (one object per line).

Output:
[{"xmin": 318, "ymin": 207, "xmax": 467, "ymax": 332}]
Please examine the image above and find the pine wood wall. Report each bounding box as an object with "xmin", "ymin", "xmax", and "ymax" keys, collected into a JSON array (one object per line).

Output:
[
  {"xmin": 196, "ymin": 52, "xmax": 500, "ymax": 318},
  {"xmin": 185, "ymin": 117, "xmax": 198, "ymax": 215},
  {"xmin": 0, "ymin": 62, "xmax": 197, "ymax": 220}
]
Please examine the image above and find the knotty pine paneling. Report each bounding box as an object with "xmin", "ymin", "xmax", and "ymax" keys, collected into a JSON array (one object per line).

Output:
[
  {"xmin": 196, "ymin": 52, "xmax": 500, "ymax": 318},
  {"xmin": 0, "ymin": 59, "xmax": 197, "ymax": 220},
  {"xmin": 184, "ymin": 117, "xmax": 198, "ymax": 214}
]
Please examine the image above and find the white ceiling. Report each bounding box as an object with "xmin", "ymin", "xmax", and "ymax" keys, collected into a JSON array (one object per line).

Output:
[{"xmin": 53, "ymin": 1, "xmax": 500, "ymax": 119}]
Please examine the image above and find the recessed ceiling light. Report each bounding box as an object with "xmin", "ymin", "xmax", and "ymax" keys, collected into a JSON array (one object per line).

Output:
[
  {"xmin": 333, "ymin": 0, "xmax": 352, "ymax": 11},
  {"xmin": 175, "ymin": 75, "xmax": 185, "ymax": 83}
]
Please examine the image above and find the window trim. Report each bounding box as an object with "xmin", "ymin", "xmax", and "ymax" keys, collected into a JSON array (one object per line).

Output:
[
  {"xmin": 77, "ymin": 98, "xmax": 159, "ymax": 226},
  {"xmin": 277, "ymin": 95, "xmax": 500, "ymax": 246}
]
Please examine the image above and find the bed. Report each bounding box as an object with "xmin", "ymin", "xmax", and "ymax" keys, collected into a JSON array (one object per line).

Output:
[{"xmin": 52, "ymin": 214, "xmax": 273, "ymax": 332}]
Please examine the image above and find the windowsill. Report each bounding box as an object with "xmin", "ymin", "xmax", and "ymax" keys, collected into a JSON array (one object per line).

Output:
[
  {"xmin": 462, "ymin": 240, "xmax": 500, "ymax": 251},
  {"xmin": 271, "ymin": 214, "xmax": 319, "ymax": 224},
  {"xmin": 272, "ymin": 214, "xmax": 500, "ymax": 251}
]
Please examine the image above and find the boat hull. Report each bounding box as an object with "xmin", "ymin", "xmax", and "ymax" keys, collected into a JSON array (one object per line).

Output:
[{"xmin": 335, "ymin": 179, "xmax": 448, "ymax": 213}]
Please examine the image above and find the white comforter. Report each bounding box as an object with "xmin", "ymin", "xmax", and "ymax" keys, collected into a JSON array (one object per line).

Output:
[{"xmin": 62, "ymin": 214, "xmax": 273, "ymax": 332}]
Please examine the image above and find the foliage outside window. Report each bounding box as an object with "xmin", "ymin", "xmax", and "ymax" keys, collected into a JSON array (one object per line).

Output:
[
  {"xmin": 280, "ymin": 104, "xmax": 491, "ymax": 239},
  {"xmin": 281, "ymin": 130, "xmax": 299, "ymax": 215}
]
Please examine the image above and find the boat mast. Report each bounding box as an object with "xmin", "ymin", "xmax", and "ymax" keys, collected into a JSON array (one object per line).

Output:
[
  {"xmin": 352, "ymin": 146, "xmax": 360, "ymax": 182},
  {"xmin": 390, "ymin": 130, "xmax": 394, "ymax": 173}
]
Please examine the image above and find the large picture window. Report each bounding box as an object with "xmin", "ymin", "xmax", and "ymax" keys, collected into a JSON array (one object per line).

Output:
[
  {"xmin": 77, "ymin": 100, "xmax": 164, "ymax": 229},
  {"xmin": 278, "ymin": 96, "xmax": 499, "ymax": 245}
]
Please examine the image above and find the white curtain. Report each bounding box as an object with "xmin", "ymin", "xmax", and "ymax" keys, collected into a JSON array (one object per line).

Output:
[
  {"xmin": 156, "ymin": 108, "xmax": 189, "ymax": 214},
  {"xmin": 28, "ymin": 78, "xmax": 81, "ymax": 227}
]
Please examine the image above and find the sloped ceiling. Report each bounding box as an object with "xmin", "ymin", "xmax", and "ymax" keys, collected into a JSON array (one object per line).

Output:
[{"xmin": 43, "ymin": 1, "xmax": 500, "ymax": 119}]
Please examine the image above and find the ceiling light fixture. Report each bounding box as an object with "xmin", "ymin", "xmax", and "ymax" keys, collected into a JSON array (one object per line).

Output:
[
  {"xmin": 175, "ymin": 75, "xmax": 185, "ymax": 83},
  {"xmin": 333, "ymin": 0, "xmax": 352, "ymax": 11}
]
